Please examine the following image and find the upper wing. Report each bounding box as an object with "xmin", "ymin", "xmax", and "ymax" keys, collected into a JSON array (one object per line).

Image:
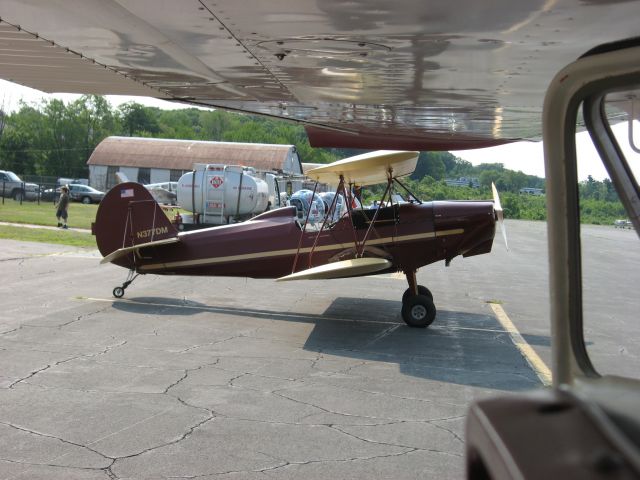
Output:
[
  {"xmin": 306, "ymin": 150, "xmax": 418, "ymax": 186},
  {"xmin": 1, "ymin": 1, "xmax": 639, "ymax": 150}
]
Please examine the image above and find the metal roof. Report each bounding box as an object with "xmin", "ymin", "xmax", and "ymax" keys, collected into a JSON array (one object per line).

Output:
[{"xmin": 87, "ymin": 137, "xmax": 299, "ymax": 172}]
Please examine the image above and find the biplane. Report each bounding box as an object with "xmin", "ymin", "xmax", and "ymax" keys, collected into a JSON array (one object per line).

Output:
[{"xmin": 92, "ymin": 150, "xmax": 505, "ymax": 328}]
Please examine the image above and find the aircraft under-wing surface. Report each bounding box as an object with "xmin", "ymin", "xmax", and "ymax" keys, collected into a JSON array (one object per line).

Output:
[
  {"xmin": 0, "ymin": 0, "xmax": 637, "ymax": 150},
  {"xmin": 1, "ymin": 1, "xmax": 640, "ymax": 478}
]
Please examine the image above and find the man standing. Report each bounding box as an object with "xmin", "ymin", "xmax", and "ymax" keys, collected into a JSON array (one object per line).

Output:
[{"xmin": 55, "ymin": 185, "xmax": 70, "ymax": 229}]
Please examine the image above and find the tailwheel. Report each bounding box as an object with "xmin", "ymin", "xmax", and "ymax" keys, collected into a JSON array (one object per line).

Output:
[
  {"xmin": 112, "ymin": 270, "xmax": 140, "ymax": 298},
  {"xmin": 402, "ymin": 294, "xmax": 437, "ymax": 328},
  {"xmin": 402, "ymin": 285, "xmax": 433, "ymax": 303}
]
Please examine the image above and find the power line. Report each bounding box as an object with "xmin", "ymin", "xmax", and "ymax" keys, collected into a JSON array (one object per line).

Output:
[{"xmin": 0, "ymin": 146, "xmax": 94, "ymax": 153}]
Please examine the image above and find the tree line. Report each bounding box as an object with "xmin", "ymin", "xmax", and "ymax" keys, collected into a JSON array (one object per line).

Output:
[
  {"xmin": 0, "ymin": 95, "xmax": 342, "ymax": 178},
  {"xmin": 0, "ymin": 95, "xmax": 628, "ymax": 224}
]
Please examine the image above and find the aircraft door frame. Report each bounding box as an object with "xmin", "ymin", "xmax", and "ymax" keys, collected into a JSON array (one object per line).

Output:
[{"xmin": 543, "ymin": 41, "xmax": 640, "ymax": 386}]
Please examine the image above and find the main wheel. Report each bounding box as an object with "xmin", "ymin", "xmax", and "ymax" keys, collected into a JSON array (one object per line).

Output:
[
  {"xmin": 81, "ymin": 196, "xmax": 91, "ymax": 204},
  {"xmin": 12, "ymin": 190, "xmax": 24, "ymax": 201},
  {"xmin": 401, "ymin": 294, "xmax": 436, "ymax": 328},
  {"xmin": 113, "ymin": 287, "xmax": 125, "ymax": 298},
  {"xmin": 402, "ymin": 285, "xmax": 433, "ymax": 303}
]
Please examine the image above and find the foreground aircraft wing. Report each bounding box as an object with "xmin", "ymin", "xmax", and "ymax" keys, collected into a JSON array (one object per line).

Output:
[
  {"xmin": 277, "ymin": 258, "xmax": 393, "ymax": 281},
  {"xmin": 2, "ymin": 1, "xmax": 640, "ymax": 150},
  {"xmin": 100, "ymin": 236, "xmax": 181, "ymax": 265}
]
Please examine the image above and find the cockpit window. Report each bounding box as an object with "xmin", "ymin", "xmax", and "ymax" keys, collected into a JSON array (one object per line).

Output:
[{"xmin": 580, "ymin": 89, "xmax": 640, "ymax": 380}]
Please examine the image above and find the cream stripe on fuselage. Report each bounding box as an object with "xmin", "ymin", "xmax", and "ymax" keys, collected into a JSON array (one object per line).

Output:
[{"xmin": 138, "ymin": 228, "xmax": 464, "ymax": 272}]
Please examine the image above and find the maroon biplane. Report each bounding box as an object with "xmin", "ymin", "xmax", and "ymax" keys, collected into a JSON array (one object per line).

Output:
[{"xmin": 93, "ymin": 150, "xmax": 505, "ymax": 328}]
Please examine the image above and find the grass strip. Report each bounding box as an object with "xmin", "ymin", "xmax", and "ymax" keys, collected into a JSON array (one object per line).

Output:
[
  {"xmin": 0, "ymin": 200, "xmax": 98, "ymax": 229},
  {"xmin": 0, "ymin": 225, "xmax": 97, "ymax": 248}
]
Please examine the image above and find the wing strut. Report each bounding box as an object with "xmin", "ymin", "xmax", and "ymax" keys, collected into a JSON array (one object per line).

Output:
[
  {"xmin": 307, "ymin": 177, "xmax": 345, "ymax": 267},
  {"xmin": 291, "ymin": 181, "xmax": 319, "ymax": 274},
  {"xmin": 339, "ymin": 175, "xmax": 362, "ymax": 259},
  {"xmin": 358, "ymin": 169, "xmax": 393, "ymax": 256}
]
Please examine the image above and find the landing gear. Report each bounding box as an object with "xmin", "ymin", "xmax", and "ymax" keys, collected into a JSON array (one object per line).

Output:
[
  {"xmin": 401, "ymin": 270, "xmax": 436, "ymax": 328},
  {"xmin": 402, "ymin": 295, "xmax": 436, "ymax": 328},
  {"xmin": 112, "ymin": 270, "xmax": 140, "ymax": 298}
]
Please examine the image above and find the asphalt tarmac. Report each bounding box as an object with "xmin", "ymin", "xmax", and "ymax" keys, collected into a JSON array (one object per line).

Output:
[{"xmin": 0, "ymin": 220, "xmax": 637, "ymax": 479}]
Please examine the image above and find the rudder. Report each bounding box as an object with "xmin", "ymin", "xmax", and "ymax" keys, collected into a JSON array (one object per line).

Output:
[{"xmin": 92, "ymin": 182, "xmax": 178, "ymax": 267}]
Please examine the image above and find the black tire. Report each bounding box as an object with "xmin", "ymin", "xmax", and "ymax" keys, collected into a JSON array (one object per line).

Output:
[
  {"xmin": 401, "ymin": 294, "xmax": 436, "ymax": 328},
  {"xmin": 402, "ymin": 285, "xmax": 433, "ymax": 303},
  {"xmin": 113, "ymin": 287, "xmax": 125, "ymax": 298},
  {"xmin": 81, "ymin": 196, "xmax": 91, "ymax": 204},
  {"xmin": 12, "ymin": 189, "xmax": 24, "ymax": 201}
]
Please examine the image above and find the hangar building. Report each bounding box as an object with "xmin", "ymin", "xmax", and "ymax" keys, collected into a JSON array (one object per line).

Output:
[{"xmin": 86, "ymin": 136, "xmax": 303, "ymax": 191}]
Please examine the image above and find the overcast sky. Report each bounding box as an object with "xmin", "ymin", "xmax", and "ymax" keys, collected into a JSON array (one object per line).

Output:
[{"xmin": 3, "ymin": 79, "xmax": 637, "ymax": 182}]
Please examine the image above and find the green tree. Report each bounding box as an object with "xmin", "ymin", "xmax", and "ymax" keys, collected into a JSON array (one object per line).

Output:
[
  {"xmin": 119, "ymin": 102, "xmax": 160, "ymax": 136},
  {"xmin": 0, "ymin": 128, "xmax": 38, "ymax": 173},
  {"xmin": 412, "ymin": 152, "xmax": 454, "ymax": 180}
]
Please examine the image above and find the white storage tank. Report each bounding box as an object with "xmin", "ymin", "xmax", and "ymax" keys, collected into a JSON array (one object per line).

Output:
[{"xmin": 177, "ymin": 164, "xmax": 269, "ymax": 223}]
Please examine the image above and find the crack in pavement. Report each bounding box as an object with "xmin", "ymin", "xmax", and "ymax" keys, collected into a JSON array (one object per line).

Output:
[
  {"xmin": 427, "ymin": 417, "xmax": 466, "ymax": 445},
  {"xmin": 168, "ymin": 324, "xmax": 266, "ymax": 357},
  {"xmin": 162, "ymin": 446, "xmax": 424, "ymax": 478},
  {"xmin": 175, "ymin": 333, "xmax": 249, "ymax": 354},
  {"xmin": 56, "ymin": 305, "xmax": 113, "ymax": 329},
  {"xmin": 7, "ymin": 341, "xmax": 127, "ymax": 389},
  {"xmin": 270, "ymin": 386, "xmax": 466, "ymax": 426},
  {"xmin": 275, "ymin": 372, "xmax": 468, "ymax": 409},
  {"xmin": 257, "ymin": 448, "xmax": 422, "ymax": 475},
  {"xmin": 0, "ymin": 456, "xmax": 116, "ymax": 480},
  {"xmin": 7, "ymin": 354, "xmax": 80, "ymax": 389},
  {"xmin": 164, "ymin": 359, "xmax": 221, "ymax": 395},
  {"xmin": 0, "ymin": 421, "xmax": 117, "ymax": 479},
  {"xmin": 0, "ymin": 256, "xmax": 38, "ymax": 263},
  {"xmin": 329, "ymin": 424, "xmax": 463, "ymax": 458},
  {"xmin": 0, "ymin": 303, "xmax": 117, "ymax": 345},
  {"xmin": 111, "ymin": 414, "xmax": 217, "ymax": 464},
  {"xmin": 0, "ymin": 324, "xmax": 24, "ymax": 336},
  {"xmin": 308, "ymin": 351, "xmax": 324, "ymax": 370},
  {"xmin": 2, "ymin": 421, "xmax": 113, "ymax": 462}
]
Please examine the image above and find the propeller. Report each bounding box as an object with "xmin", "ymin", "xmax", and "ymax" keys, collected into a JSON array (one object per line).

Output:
[{"xmin": 491, "ymin": 182, "xmax": 509, "ymax": 251}]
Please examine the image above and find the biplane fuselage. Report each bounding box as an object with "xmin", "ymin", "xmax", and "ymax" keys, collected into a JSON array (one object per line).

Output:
[{"xmin": 93, "ymin": 183, "xmax": 496, "ymax": 280}]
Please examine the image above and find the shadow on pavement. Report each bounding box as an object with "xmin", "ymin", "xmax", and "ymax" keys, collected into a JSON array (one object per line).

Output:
[{"xmin": 111, "ymin": 296, "xmax": 545, "ymax": 391}]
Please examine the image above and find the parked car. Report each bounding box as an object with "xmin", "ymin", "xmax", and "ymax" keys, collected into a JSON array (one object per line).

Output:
[
  {"xmin": 67, "ymin": 184, "xmax": 105, "ymax": 204},
  {"xmin": 0, "ymin": 170, "xmax": 39, "ymax": 201},
  {"xmin": 614, "ymin": 219, "xmax": 633, "ymax": 229},
  {"xmin": 40, "ymin": 186, "xmax": 61, "ymax": 202}
]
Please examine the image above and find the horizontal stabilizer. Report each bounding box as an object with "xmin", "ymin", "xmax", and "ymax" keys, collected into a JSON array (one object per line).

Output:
[
  {"xmin": 100, "ymin": 236, "xmax": 180, "ymax": 265},
  {"xmin": 277, "ymin": 257, "xmax": 392, "ymax": 281}
]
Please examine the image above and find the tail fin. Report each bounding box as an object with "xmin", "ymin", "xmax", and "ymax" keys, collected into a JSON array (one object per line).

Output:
[
  {"xmin": 115, "ymin": 171, "xmax": 130, "ymax": 183},
  {"xmin": 92, "ymin": 182, "xmax": 178, "ymax": 268}
]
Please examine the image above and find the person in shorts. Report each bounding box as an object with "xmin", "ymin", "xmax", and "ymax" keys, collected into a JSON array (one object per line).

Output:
[{"xmin": 55, "ymin": 186, "xmax": 70, "ymax": 229}]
